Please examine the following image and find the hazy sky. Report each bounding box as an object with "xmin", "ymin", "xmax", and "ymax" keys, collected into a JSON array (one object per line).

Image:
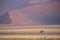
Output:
[{"xmin": 0, "ymin": 0, "xmax": 29, "ymax": 16}]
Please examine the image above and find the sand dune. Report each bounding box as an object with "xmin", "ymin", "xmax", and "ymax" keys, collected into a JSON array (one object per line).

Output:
[
  {"xmin": 0, "ymin": 1, "xmax": 60, "ymax": 25},
  {"xmin": 9, "ymin": 1, "xmax": 60, "ymax": 25}
]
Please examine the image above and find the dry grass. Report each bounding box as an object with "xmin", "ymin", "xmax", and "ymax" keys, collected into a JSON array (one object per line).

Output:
[{"xmin": 0, "ymin": 38, "xmax": 60, "ymax": 40}]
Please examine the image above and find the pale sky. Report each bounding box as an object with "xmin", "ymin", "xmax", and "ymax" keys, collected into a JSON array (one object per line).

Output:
[{"xmin": 0, "ymin": 0, "xmax": 29, "ymax": 16}]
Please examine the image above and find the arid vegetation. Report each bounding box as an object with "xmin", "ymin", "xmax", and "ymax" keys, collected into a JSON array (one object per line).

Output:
[{"xmin": 0, "ymin": 38, "xmax": 60, "ymax": 40}]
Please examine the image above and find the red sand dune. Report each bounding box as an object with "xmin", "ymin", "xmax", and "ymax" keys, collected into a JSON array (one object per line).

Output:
[
  {"xmin": 0, "ymin": 1, "xmax": 60, "ymax": 25},
  {"xmin": 8, "ymin": 1, "xmax": 60, "ymax": 25}
]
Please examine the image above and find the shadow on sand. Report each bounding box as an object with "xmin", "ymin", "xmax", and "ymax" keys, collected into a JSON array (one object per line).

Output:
[{"xmin": 0, "ymin": 13, "xmax": 12, "ymax": 24}]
